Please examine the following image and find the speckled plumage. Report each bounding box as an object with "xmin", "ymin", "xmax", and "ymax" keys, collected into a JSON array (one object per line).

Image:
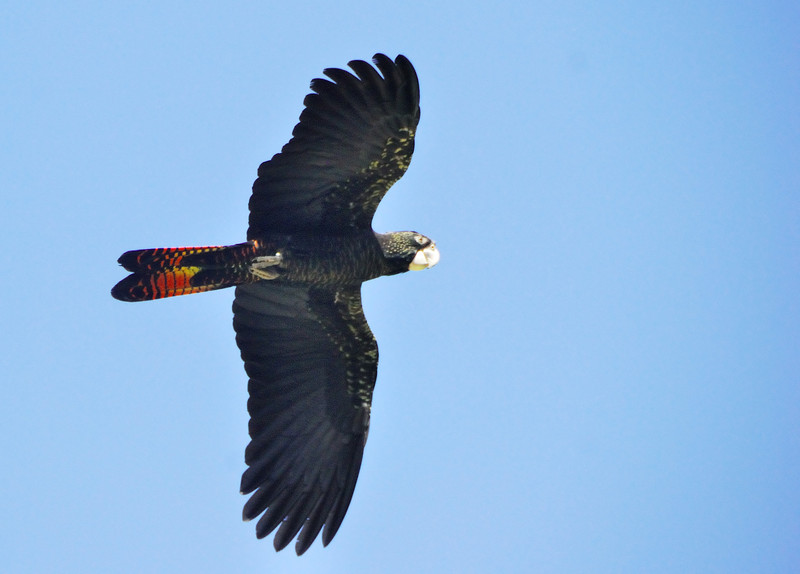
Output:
[{"xmin": 111, "ymin": 54, "xmax": 436, "ymax": 555}]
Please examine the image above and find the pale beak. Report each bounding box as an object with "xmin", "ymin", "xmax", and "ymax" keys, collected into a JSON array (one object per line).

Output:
[{"xmin": 409, "ymin": 243, "xmax": 440, "ymax": 271}]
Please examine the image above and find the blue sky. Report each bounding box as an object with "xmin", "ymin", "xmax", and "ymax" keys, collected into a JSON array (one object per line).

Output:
[{"xmin": 2, "ymin": 1, "xmax": 798, "ymax": 572}]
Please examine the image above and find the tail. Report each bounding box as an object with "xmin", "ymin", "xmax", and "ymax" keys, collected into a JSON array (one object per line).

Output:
[{"xmin": 111, "ymin": 242, "xmax": 261, "ymax": 302}]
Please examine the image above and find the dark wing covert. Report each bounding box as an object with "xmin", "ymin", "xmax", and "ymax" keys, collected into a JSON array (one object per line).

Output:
[
  {"xmin": 247, "ymin": 53, "xmax": 420, "ymax": 236},
  {"xmin": 232, "ymin": 282, "xmax": 378, "ymax": 554}
]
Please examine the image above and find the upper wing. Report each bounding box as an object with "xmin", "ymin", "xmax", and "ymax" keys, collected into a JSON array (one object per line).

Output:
[
  {"xmin": 232, "ymin": 282, "xmax": 378, "ymax": 554},
  {"xmin": 247, "ymin": 54, "xmax": 420, "ymax": 237}
]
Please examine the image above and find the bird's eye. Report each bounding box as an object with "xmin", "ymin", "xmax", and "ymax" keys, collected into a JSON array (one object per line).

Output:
[{"xmin": 414, "ymin": 234, "xmax": 426, "ymax": 245}]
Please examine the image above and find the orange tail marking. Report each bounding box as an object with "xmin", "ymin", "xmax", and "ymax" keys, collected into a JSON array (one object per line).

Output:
[
  {"xmin": 112, "ymin": 242, "xmax": 263, "ymax": 302},
  {"xmin": 118, "ymin": 246, "xmax": 228, "ymax": 272},
  {"xmin": 149, "ymin": 266, "xmax": 204, "ymax": 297}
]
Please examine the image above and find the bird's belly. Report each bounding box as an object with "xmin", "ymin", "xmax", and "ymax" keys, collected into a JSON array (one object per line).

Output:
[{"xmin": 251, "ymin": 234, "xmax": 382, "ymax": 287}]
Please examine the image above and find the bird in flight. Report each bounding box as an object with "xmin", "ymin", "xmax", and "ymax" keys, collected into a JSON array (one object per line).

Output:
[{"xmin": 111, "ymin": 54, "xmax": 438, "ymax": 555}]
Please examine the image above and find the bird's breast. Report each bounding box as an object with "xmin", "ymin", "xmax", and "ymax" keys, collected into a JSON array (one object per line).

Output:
[{"xmin": 251, "ymin": 233, "xmax": 385, "ymax": 286}]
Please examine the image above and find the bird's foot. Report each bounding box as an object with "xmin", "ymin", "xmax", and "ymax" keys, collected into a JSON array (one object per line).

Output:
[{"xmin": 250, "ymin": 253, "xmax": 282, "ymax": 280}]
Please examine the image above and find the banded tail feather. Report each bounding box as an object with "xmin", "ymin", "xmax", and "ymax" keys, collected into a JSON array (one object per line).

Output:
[{"xmin": 112, "ymin": 242, "xmax": 263, "ymax": 302}]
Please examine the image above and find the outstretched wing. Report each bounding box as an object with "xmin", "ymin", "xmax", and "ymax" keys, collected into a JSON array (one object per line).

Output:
[
  {"xmin": 247, "ymin": 53, "xmax": 420, "ymax": 237},
  {"xmin": 232, "ymin": 282, "xmax": 378, "ymax": 555}
]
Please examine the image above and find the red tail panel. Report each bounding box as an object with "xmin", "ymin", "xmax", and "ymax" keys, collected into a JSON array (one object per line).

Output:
[
  {"xmin": 117, "ymin": 246, "xmax": 228, "ymax": 272},
  {"xmin": 112, "ymin": 242, "xmax": 261, "ymax": 302}
]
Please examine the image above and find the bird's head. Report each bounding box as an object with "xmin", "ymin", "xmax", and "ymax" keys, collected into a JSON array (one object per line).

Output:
[{"xmin": 376, "ymin": 231, "xmax": 440, "ymax": 274}]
